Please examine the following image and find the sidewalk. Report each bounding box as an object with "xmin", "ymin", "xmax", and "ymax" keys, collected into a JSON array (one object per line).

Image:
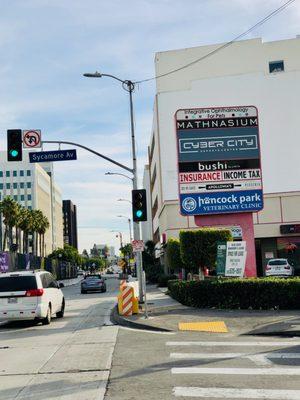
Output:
[{"xmin": 114, "ymin": 284, "xmax": 300, "ymax": 336}]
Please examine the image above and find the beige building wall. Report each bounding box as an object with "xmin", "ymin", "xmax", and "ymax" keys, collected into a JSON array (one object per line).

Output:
[{"xmin": 147, "ymin": 36, "xmax": 300, "ymax": 246}]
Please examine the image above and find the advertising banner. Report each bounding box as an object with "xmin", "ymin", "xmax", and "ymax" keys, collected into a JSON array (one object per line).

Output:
[
  {"xmin": 216, "ymin": 242, "xmax": 227, "ymax": 276},
  {"xmin": 225, "ymin": 241, "xmax": 247, "ymax": 277},
  {"xmin": 0, "ymin": 252, "xmax": 9, "ymax": 273},
  {"xmin": 176, "ymin": 106, "xmax": 263, "ymax": 216}
]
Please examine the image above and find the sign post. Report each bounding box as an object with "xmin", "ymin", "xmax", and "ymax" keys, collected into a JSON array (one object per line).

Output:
[{"xmin": 175, "ymin": 106, "xmax": 263, "ymax": 277}]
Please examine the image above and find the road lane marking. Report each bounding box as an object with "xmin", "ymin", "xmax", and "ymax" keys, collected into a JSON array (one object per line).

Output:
[
  {"xmin": 166, "ymin": 341, "xmax": 300, "ymax": 347},
  {"xmin": 172, "ymin": 367, "xmax": 300, "ymax": 375},
  {"xmin": 170, "ymin": 352, "xmax": 300, "ymax": 359},
  {"xmin": 173, "ymin": 387, "xmax": 300, "ymax": 399}
]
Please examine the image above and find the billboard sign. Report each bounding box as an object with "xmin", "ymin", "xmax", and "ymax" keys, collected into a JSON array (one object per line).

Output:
[{"xmin": 176, "ymin": 106, "xmax": 263, "ymax": 215}]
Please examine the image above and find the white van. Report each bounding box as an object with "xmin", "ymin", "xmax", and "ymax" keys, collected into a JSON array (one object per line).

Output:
[{"xmin": 0, "ymin": 270, "xmax": 65, "ymax": 325}]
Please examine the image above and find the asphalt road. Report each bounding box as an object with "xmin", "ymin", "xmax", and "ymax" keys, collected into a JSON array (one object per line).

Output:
[
  {"xmin": 0, "ymin": 277, "xmax": 120, "ymax": 400},
  {"xmin": 105, "ymin": 320, "xmax": 300, "ymax": 400}
]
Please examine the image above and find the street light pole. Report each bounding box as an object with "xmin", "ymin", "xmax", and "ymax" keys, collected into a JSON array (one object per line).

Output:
[
  {"xmin": 84, "ymin": 71, "xmax": 144, "ymax": 301},
  {"xmin": 117, "ymin": 215, "xmax": 133, "ymax": 243}
]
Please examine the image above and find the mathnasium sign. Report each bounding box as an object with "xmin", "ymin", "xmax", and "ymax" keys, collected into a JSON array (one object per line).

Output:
[
  {"xmin": 29, "ymin": 149, "xmax": 77, "ymax": 163},
  {"xmin": 176, "ymin": 106, "xmax": 263, "ymax": 216}
]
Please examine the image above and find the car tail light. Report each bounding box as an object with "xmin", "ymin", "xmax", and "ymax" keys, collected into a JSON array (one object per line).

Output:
[
  {"xmin": 284, "ymin": 266, "xmax": 291, "ymax": 270},
  {"xmin": 266, "ymin": 266, "xmax": 271, "ymax": 270},
  {"xmin": 26, "ymin": 289, "xmax": 44, "ymax": 297}
]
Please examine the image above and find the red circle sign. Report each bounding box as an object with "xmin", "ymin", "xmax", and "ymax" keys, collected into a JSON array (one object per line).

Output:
[{"xmin": 23, "ymin": 130, "xmax": 41, "ymax": 147}]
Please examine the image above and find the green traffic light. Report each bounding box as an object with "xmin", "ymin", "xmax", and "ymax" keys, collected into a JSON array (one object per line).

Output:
[
  {"xmin": 10, "ymin": 150, "xmax": 19, "ymax": 157},
  {"xmin": 136, "ymin": 210, "xmax": 143, "ymax": 218}
]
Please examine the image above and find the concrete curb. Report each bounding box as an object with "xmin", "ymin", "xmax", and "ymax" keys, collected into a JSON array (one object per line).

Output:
[{"xmin": 111, "ymin": 305, "xmax": 172, "ymax": 332}]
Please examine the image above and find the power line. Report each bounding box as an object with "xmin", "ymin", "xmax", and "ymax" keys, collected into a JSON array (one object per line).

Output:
[{"xmin": 135, "ymin": 0, "xmax": 296, "ymax": 84}]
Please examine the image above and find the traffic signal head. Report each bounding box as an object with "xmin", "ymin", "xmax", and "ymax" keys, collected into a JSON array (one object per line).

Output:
[
  {"xmin": 7, "ymin": 129, "xmax": 22, "ymax": 161},
  {"xmin": 132, "ymin": 189, "xmax": 147, "ymax": 222}
]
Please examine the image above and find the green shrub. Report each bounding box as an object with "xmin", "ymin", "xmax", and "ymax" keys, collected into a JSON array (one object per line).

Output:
[
  {"xmin": 179, "ymin": 229, "xmax": 232, "ymax": 274},
  {"xmin": 157, "ymin": 274, "xmax": 178, "ymax": 287},
  {"xmin": 168, "ymin": 277, "xmax": 300, "ymax": 310},
  {"xmin": 166, "ymin": 238, "xmax": 183, "ymax": 273},
  {"xmin": 144, "ymin": 263, "xmax": 164, "ymax": 284}
]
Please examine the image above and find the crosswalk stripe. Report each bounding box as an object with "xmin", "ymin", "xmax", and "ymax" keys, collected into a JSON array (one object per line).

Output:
[
  {"xmin": 173, "ymin": 387, "xmax": 300, "ymax": 399},
  {"xmin": 172, "ymin": 367, "xmax": 300, "ymax": 375},
  {"xmin": 170, "ymin": 352, "xmax": 300, "ymax": 359},
  {"xmin": 166, "ymin": 341, "xmax": 300, "ymax": 347}
]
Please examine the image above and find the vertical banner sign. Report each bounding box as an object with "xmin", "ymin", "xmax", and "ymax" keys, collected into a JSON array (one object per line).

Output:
[
  {"xmin": 0, "ymin": 252, "xmax": 9, "ymax": 273},
  {"xmin": 175, "ymin": 106, "xmax": 263, "ymax": 215},
  {"xmin": 216, "ymin": 242, "xmax": 227, "ymax": 276},
  {"xmin": 225, "ymin": 241, "xmax": 247, "ymax": 277}
]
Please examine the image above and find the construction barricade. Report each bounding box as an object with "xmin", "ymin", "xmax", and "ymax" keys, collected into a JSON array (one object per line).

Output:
[{"xmin": 118, "ymin": 283, "xmax": 139, "ymax": 316}]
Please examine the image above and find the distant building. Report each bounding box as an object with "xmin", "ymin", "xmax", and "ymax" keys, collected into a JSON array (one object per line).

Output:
[
  {"xmin": 0, "ymin": 151, "xmax": 63, "ymax": 254},
  {"xmin": 63, "ymin": 200, "xmax": 78, "ymax": 249}
]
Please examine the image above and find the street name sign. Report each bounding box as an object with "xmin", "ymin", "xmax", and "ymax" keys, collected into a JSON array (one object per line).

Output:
[
  {"xmin": 29, "ymin": 149, "xmax": 77, "ymax": 163},
  {"xmin": 175, "ymin": 106, "xmax": 263, "ymax": 215},
  {"xmin": 23, "ymin": 130, "xmax": 42, "ymax": 148}
]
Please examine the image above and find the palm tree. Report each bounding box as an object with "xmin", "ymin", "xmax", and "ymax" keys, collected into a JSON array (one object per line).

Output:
[
  {"xmin": 0, "ymin": 197, "xmax": 19, "ymax": 251},
  {"xmin": 39, "ymin": 215, "xmax": 50, "ymax": 257},
  {"xmin": 31, "ymin": 209, "xmax": 43, "ymax": 256},
  {"xmin": 18, "ymin": 208, "xmax": 33, "ymax": 254}
]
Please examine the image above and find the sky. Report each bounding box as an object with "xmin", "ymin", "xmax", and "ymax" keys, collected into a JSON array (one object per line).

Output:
[{"xmin": 0, "ymin": 0, "xmax": 299, "ymax": 253}]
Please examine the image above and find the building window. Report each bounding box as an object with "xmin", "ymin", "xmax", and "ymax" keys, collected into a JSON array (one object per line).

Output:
[
  {"xmin": 20, "ymin": 195, "xmax": 25, "ymax": 201},
  {"xmin": 26, "ymin": 170, "xmax": 31, "ymax": 177},
  {"xmin": 20, "ymin": 170, "xmax": 24, "ymax": 177},
  {"xmin": 0, "ymin": 184, "xmax": 3, "ymax": 189},
  {"xmin": 20, "ymin": 182, "xmax": 24, "ymax": 189},
  {"xmin": 6, "ymin": 183, "xmax": 10, "ymax": 189},
  {"xmin": 27, "ymin": 194, "xmax": 32, "ymax": 201},
  {"xmin": 27, "ymin": 182, "xmax": 31, "ymax": 189},
  {"xmin": 28, "ymin": 206, "xmax": 32, "ymax": 210},
  {"xmin": 13, "ymin": 171, "xmax": 17, "ymax": 177},
  {"xmin": 0, "ymin": 171, "xmax": 3, "ymax": 177},
  {"xmin": 13, "ymin": 183, "xmax": 17, "ymax": 189},
  {"xmin": 269, "ymin": 60, "xmax": 284, "ymax": 73},
  {"xmin": 6, "ymin": 171, "xmax": 10, "ymax": 177},
  {"xmin": 14, "ymin": 195, "xmax": 18, "ymax": 201}
]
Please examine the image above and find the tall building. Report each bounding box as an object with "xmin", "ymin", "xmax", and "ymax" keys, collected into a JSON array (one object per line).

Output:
[
  {"xmin": 0, "ymin": 151, "xmax": 64, "ymax": 254},
  {"xmin": 63, "ymin": 200, "xmax": 78, "ymax": 249},
  {"xmin": 147, "ymin": 36, "xmax": 300, "ymax": 267}
]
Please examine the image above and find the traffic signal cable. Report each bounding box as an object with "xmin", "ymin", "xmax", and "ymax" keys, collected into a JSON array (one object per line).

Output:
[{"xmin": 134, "ymin": 0, "xmax": 296, "ymax": 84}]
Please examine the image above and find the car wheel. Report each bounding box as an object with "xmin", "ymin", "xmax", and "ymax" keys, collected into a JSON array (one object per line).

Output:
[
  {"xmin": 56, "ymin": 299, "xmax": 65, "ymax": 318},
  {"xmin": 42, "ymin": 305, "xmax": 51, "ymax": 325}
]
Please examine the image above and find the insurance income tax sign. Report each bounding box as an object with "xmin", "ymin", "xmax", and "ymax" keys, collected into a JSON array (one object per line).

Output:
[{"xmin": 176, "ymin": 106, "xmax": 263, "ymax": 216}]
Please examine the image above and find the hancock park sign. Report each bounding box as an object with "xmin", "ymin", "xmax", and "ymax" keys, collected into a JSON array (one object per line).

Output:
[{"xmin": 175, "ymin": 106, "xmax": 263, "ymax": 216}]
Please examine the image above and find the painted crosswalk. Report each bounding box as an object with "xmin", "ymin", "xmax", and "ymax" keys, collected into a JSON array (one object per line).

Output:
[{"xmin": 167, "ymin": 339, "xmax": 300, "ymax": 399}]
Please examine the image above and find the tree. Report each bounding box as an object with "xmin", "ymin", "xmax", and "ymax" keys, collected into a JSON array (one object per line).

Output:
[
  {"xmin": 120, "ymin": 243, "xmax": 133, "ymax": 259},
  {"xmin": 166, "ymin": 238, "xmax": 183, "ymax": 273},
  {"xmin": 0, "ymin": 197, "xmax": 20, "ymax": 251},
  {"xmin": 180, "ymin": 229, "xmax": 232, "ymax": 274},
  {"xmin": 48, "ymin": 244, "xmax": 82, "ymax": 265}
]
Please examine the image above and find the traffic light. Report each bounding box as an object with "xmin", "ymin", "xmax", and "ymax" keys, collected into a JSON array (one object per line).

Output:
[
  {"xmin": 132, "ymin": 189, "xmax": 147, "ymax": 222},
  {"xmin": 7, "ymin": 129, "xmax": 22, "ymax": 161}
]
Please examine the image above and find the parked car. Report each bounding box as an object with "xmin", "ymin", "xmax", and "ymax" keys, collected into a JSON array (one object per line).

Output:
[
  {"xmin": 81, "ymin": 275, "xmax": 106, "ymax": 293},
  {"xmin": 265, "ymin": 258, "xmax": 294, "ymax": 277},
  {"xmin": 0, "ymin": 270, "xmax": 65, "ymax": 325}
]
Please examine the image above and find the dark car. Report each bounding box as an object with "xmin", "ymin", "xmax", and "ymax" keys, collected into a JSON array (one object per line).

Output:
[{"xmin": 81, "ymin": 275, "xmax": 106, "ymax": 294}]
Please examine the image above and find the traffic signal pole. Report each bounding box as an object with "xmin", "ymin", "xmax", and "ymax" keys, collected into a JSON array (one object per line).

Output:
[{"xmin": 128, "ymin": 81, "xmax": 144, "ymax": 303}]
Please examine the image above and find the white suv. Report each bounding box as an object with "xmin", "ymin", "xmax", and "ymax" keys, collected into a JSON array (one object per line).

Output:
[
  {"xmin": 265, "ymin": 258, "xmax": 294, "ymax": 277},
  {"xmin": 0, "ymin": 270, "xmax": 65, "ymax": 325}
]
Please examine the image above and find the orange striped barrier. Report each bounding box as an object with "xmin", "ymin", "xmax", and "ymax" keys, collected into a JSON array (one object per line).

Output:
[{"xmin": 121, "ymin": 286, "xmax": 133, "ymax": 316}]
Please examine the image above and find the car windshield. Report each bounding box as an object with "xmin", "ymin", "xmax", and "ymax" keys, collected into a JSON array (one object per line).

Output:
[
  {"xmin": 268, "ymin": 260, "xmax": 287, "ymax": 266},
  {"xmin": 0, "ymin": 276, "xmax": 37, "ymax": 292}
]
